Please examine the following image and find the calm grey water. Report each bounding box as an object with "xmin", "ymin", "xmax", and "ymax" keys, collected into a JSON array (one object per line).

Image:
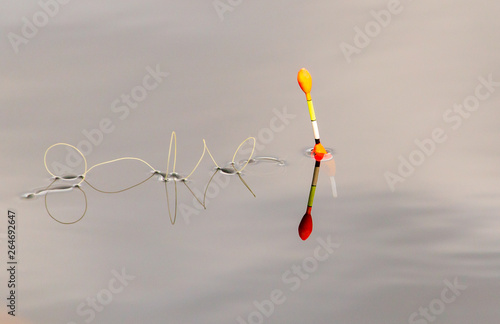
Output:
[{"xmin": 1, "ymin": 1, "xmax": 500, "ymax": 323}]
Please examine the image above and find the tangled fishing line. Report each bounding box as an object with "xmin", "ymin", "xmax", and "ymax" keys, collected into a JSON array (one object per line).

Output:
[{"xmin": 24, "ymin": 132, "xmax": 284, "ymax": 225}]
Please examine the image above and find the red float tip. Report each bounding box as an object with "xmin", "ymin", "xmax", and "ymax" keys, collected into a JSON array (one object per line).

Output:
[{"xmin": 298, "ymin": 211, "xmax": 313, "ymax": 240}]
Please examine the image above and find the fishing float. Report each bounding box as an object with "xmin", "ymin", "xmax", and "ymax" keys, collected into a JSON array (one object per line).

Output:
[
  {"xmin": 297, "ymin": 68, "xmax": 327, "ymax": 161},
  {"xmin": 297, "ymin": 68, "xmax": 329, "ymax": 241}
]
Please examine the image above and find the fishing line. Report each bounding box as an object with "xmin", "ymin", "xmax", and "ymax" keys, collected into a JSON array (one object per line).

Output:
[
  {"xmin": 34, "ymin": 131, "xmax": 267, "ymax": 225},
  {"xmin": 44, "ymin": 179, "xmax": 88, "ymax": 225},
  {"xmin": 181, "ymin": 136, "xmax": 257, "ymax": 210}
]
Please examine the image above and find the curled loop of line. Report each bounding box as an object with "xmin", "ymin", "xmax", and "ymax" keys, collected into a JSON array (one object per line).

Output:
[
  {"xmin": 44, "ymin": 143, "xmax": 88, "ymax": 186},
  {"xmin": 204, "ymin": 140, "xmax": 220, "ymax": 170},
  {"xmin": 164, "ymin": 131, "xmax": 178, "ymax": 224},
  {"xmin": 182, "ymin": 169, "xmax": 218, "ymax": 210},
  {"xmin": 232, "ymin": 137, "xmax": 256, "ymax": 197},
  {"xmin": 44, "ymin": 143, "xmax": 156, "ymax": 187},
  {"xmin": 87, "ymin": 157, "xmax": 156, "ymax": 175},
  {"xmin": 162, "ymin": 132, "xmax": 218, "ymax": 223},
  {"xmin": 202, "ymin": 169, "xmax": 219, "ymax": 208},
  {"xmin": 45, "ymin": 174, "xmax": 157, "ymax": 224},
  {"xmin": 232, "ymin": 137, "xmax": 256, "ymax": 173},
  {"xmin": 165, "ymin": 180, "xmax": 178, "ymax": 224},
  {"xmin": 183, "ymin": 138, "xmax": 220, "ymax": 180},
  {"xmin": 82, "ymin": 158, "xmax": 156, "ymax": 193},
  {"xmin": 167, "ymin": 131, "xmax": 177, "ymax": 174},
  {"xmin": 84, "ymin": 173, "xmax": 155, "ymax": 194},
  {"xmin": 44, "ymin": 179, "xmax": 88, "ymax": 225}
]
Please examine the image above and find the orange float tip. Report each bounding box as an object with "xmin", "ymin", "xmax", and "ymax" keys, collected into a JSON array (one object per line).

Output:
[
  {"xmin": 298, "ymin": 212, "xmax": 313, "ymax": 241},
  {"xmin": 297, "ymin": 68, "xmax": 312, "ymax": 99},
  {"xmin": 313, "ymin": 143, "xmax": 326, "ymax": 161}
]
